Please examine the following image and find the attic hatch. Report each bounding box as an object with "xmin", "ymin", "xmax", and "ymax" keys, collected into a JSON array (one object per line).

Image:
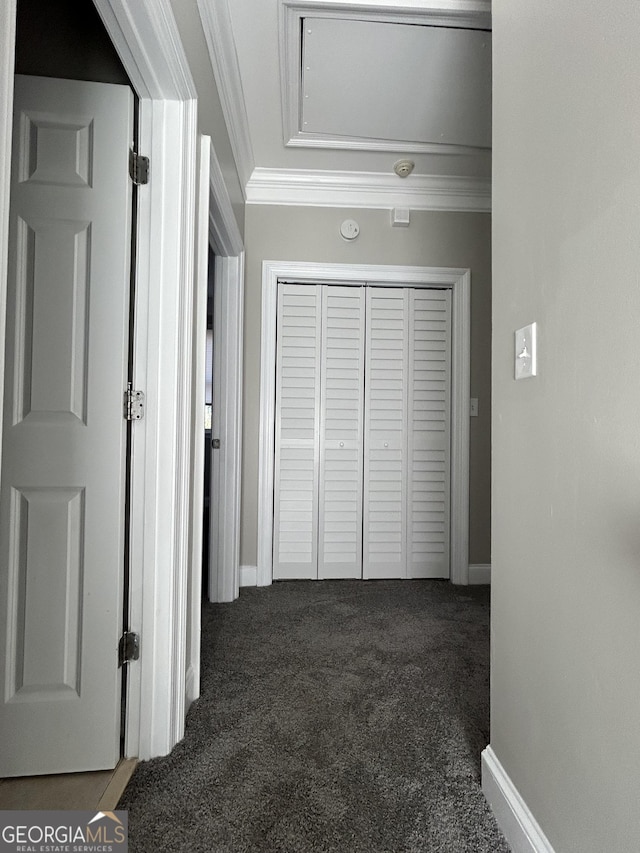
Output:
[{"xmin": 300, "ymin": 17, "xmax": 491, "ymax": 149}]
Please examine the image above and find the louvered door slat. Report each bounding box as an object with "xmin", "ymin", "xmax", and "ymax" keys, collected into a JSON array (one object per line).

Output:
[
  {"xmin": 318, "ymin": 287, "xmax": 365, "ymax": 579},
  {"xmin": 273, "ymin": 284, "xmax": 321, "ymax": 579},
  {"xmin": 407, "ymin": 289, "xmax": 451, "ymax": 578},
  {"xmin": 363, "ymin": 288, "xmax": 409, "ymax": 579}
]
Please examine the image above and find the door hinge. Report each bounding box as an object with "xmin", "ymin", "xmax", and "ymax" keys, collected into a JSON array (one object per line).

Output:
[
  {"xmin": 129, "ymin": 149, "xmax": 149, "ymax": 185},
  {"xmin": 118, "ymin": 631, "xmax": 140, "ymax": 667},
  {"xmin": 124, "ymin": 384, "xmax": 144, "ymax": 420}
]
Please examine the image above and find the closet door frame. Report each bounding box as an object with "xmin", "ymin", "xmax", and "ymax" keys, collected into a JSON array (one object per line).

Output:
[{"xmin": 258, "ymin": 261, "xmax": 471, "ymax": 586}]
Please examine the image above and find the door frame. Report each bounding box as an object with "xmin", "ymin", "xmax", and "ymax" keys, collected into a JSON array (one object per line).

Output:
[
  {"xmin": 257, "ymin": 261, "xmax": 471, "ymax": 586},
  {"xmin": 0, "ymin": 0, "xmax": 243, "ymax": 763},
  {"xmin": 207, "ymin": 145, "xmax": 245, "ymax": 605}
]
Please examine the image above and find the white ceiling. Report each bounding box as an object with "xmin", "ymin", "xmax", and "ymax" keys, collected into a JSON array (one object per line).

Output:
[{"xmin": 199, "ymin": 0, "xmax": 492, "ymax": 209}]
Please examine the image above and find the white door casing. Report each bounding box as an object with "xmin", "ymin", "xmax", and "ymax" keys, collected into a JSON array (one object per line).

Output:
[
  {"xmin": 0, "ymin": 75, "xmax": 133, "ymax": 776},
  {"xmin": 258, "ymin": 262, "xmax": 471, "ymax": 587}
]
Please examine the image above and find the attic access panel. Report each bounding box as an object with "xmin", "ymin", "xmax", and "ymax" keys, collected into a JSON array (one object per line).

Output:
[{"xmin": 301, "ymin": 17, "xmax": 491, "ymax": 149}]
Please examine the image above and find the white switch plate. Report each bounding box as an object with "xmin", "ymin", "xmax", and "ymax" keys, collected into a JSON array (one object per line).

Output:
[
  {"xmin": 515, "ymin": 322, "xmax": 537, "ymax": 380},
  {"xmin": 470, "ymin": 398, "xmax": 478, "ymax": 417}
]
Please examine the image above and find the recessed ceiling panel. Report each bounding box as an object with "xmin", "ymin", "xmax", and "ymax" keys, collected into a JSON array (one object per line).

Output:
[{"xmin": 301, "ymin": 18, "xmax": 491, "ymax": 149}]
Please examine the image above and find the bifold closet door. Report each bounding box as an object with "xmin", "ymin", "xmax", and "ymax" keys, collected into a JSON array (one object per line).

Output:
[
  {"xmin": 274, "ymin": 283, "xmax": 451, "ymax": 582},
  {"xmin": 273, "ymin": 284, "xmax": 322, "ymax": 580},
  {"xmin": 362, "ymin": 287, "xmax": 452, "ymax": 580},
  {"xmin": 317, "ymin": 286, "xmax": 365, "ymax": 579}
]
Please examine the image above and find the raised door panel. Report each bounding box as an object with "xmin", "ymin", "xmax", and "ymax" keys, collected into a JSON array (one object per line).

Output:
[
  {"xmin": 363, "ymin": 288, "xmax": 409, "ymax": 580},
  {"xmin": 318, "ymin": 286, "xmax": 365, "ymax": 580},
  {"xmin": 407, "ymin": 290, "xmax": 452, "ymax": 578},
  {"xmin": 0, "ymin": 75, "xmax": 133, "ymax": 776},
  {"xmin": 273, "ymin": 284, "xmax": 322, "ymax": 579}
]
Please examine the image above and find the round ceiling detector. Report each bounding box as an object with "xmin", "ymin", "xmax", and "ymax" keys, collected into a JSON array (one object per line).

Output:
[{"xmin": 393, "ymin": 159, "xmax": 415, "ymax": 178}]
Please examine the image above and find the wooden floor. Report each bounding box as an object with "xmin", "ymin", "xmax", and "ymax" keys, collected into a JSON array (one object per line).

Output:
[{"xmin": 0, "ymin": 758, "xmax": 137, "ymax": 810}]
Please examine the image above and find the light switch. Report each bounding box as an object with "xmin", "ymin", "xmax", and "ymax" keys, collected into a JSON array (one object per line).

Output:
[
  {"xmin": 515, "ymin": 322, "xmax": 537, "ymax": 380},
  {"xmin": 470, "ymin": 398, "xmax": 478, "ymax": 417}
]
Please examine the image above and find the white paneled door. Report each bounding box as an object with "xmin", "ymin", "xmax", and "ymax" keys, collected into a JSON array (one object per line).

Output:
[
  {"xmin": 0, "ymin": 76, "xmax": 133, "ymax": 775},
  {"xmin": 273, "ymin": 283, "xmax": 451, "ymax": 581}
]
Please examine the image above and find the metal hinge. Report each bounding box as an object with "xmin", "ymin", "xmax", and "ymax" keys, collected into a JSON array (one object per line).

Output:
[
  {"xmin": 129, "ymin": 149, "xmax": 149, "ymax": 185},
  {"xmin": 118, "ymin": 631, "xmax": 140, "ymax": 667},
  {"xmin": 124, "ymin": 384, "xmax": 144, "ymax": 420}
]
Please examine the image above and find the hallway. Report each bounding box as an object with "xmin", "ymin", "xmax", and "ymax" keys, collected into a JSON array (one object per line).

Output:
[{"xmin": 119, "ymin": 581, "xmax": 507, "ymax": 852}]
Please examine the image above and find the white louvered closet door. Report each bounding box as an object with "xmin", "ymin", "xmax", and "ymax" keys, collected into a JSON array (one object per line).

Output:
[
  {"xmin": 318, "ymin": 287, "xmax": 366, "ymax": 579},
  {"xmin": 363, "ymin": 288, "xmax": 410, "ymax": 579},
  {"xmin": 273, "ymin": 284, "xmax": 322, "ymax": 579},
  {"xmin": 407, "ymin": 290, "xmax": 451, "ymax": 578}
]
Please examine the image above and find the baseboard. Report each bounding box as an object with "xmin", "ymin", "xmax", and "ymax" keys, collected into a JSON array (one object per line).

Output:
[
  {"xmin": 240, "ymin": 565, "xmax": 257, "ymax": 587},
  {"xmin": 482, "ymin": 746, "xmax": 555, "ymax": 853},
  {"xmin": 469, "ymin": 563, "xmax": 491, "ymax": 584},
  {"xmin": 185, "ymin": 663, "xmax": 198, "ymax": 709}
]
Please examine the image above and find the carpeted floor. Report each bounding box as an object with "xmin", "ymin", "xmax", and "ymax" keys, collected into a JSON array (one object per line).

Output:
[{"xmin": 119, "ymin": 580, "xmax": 509, "ymax": 853}]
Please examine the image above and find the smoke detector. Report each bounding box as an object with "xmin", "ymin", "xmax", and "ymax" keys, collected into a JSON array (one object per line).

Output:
[{"xmin": 393, "ymin": 159, "xmax": 415, "ymax": 178}]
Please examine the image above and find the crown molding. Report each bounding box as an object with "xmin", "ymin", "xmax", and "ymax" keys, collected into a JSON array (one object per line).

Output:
[
  {"xmin": 245, "ymin": 167, "xmax": 491, "ymax": 212},
  {"xmin": 196, "ymin": 0, "xmax": 254, "ymax": 194}
]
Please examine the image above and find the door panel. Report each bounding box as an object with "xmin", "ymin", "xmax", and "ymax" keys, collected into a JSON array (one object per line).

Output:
[
  {"xmin": 0, "ymin": 75, "xmax": 133, "ymax": 776},
  {"xmin": 363, "ymin": 289, "xmax": 409, "ymax": 579},
  {"xmin": 407, "ymin": 290, "xmax": 451, "ymax": 578},
  {"xmin": 318, "ymin": 286, "xmax": 365, "ymax": 580},
  {"xmin": 273, "ymin": 285, "xmax": 322, "ymax": 579}
]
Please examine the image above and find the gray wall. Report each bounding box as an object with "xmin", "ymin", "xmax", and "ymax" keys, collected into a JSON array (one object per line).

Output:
[
  {"xmin": 491, "ymin": 1, "xmax": 640, "ymax": 850},
  {"xmin": 242, "ymin": 205, "xmax": 491, "ymax": 569}
]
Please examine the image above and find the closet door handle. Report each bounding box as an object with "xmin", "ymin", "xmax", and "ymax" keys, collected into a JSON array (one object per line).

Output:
[{"xmin": 339, "ymin": 441, "xmax": 344, "ymax": 447}]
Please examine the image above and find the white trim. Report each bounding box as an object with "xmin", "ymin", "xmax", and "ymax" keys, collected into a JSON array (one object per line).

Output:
[
  {"xmin": 246, "ymin": 168, "xmax": 491, "ymax": 213},
  {"xmin": 208, "ymin": 254, "xmax": 245, "ymax": 604},
  {"xmin": 469, "ymin": 563, "xmax": 491, "ymax": 584},
  {"xmin": 240, "ymin": 565, "xmax": 258, "ymax": 587},
  {"xmin": 197, "ymin": 0, "xmax": 254, "ymax": 193},
  {"xmin": 186, "ymin": 133, "xmax": 212, "ymax": 711},
  {"xmin": 94, "ymin": 0, "xmax": 196, "ymax": 100},
  {"xmin": 209, "ymin": 145, "xmax": 244, "ymax": 257},
  {"xmin": 257, "ymin": 261, "xmax": 470, "ymax": 587},
  {"xmin": 93, "ymin": 0, "xmax": 199, "ymax": 761},
  {"xmin": 279, "ymin": 0, "xmax": 491, "ymax": 153},
  {"xmin": 482, "ymin": 746, "xmax": 556, "ymax": 853},
  {"xmin": 0, "ymin": 0, "xmax": 16, "ymax": 459}
]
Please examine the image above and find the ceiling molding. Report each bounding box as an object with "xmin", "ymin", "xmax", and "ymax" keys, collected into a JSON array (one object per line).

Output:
[
  {"xmin": 197, "ymin": 0, "xmax": 254, "ymax": 194},
  {"xmin": 245, "ymin": 167, "xmax": 491, "ymax": 212},
  {"xmin": 279, "ymin": 0, "xmax": 492, "ymax": 153}
]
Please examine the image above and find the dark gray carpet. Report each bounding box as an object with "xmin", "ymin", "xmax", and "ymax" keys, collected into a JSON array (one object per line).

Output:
[{"xmin": 119, "ymin": 580, "xmax": 509, "ymax": 853}]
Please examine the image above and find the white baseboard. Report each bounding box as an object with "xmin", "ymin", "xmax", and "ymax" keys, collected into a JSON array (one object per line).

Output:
[
  {"xmin": 184, "ymin": 663, "xmax": 198, "ymax": 710},
  {"xmin": 482, "ymin": 746, "xmax": 555, "ymax": 853},
  {"xmin": 240, "ymin": 565, "xmax": 257, "ymax": 587},
  {"xmin": 469, "ymin": 563, "xmax": 491, "ymax": 584}
]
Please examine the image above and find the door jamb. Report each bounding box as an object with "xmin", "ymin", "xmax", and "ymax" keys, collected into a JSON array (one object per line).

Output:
[
  {"xmin": 207, "ymin": 146, "xmax": 245, "ymax": 605},
  {"xmin": 257, "ymin": 261, "xmax": 471, "ymax": 587}
]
